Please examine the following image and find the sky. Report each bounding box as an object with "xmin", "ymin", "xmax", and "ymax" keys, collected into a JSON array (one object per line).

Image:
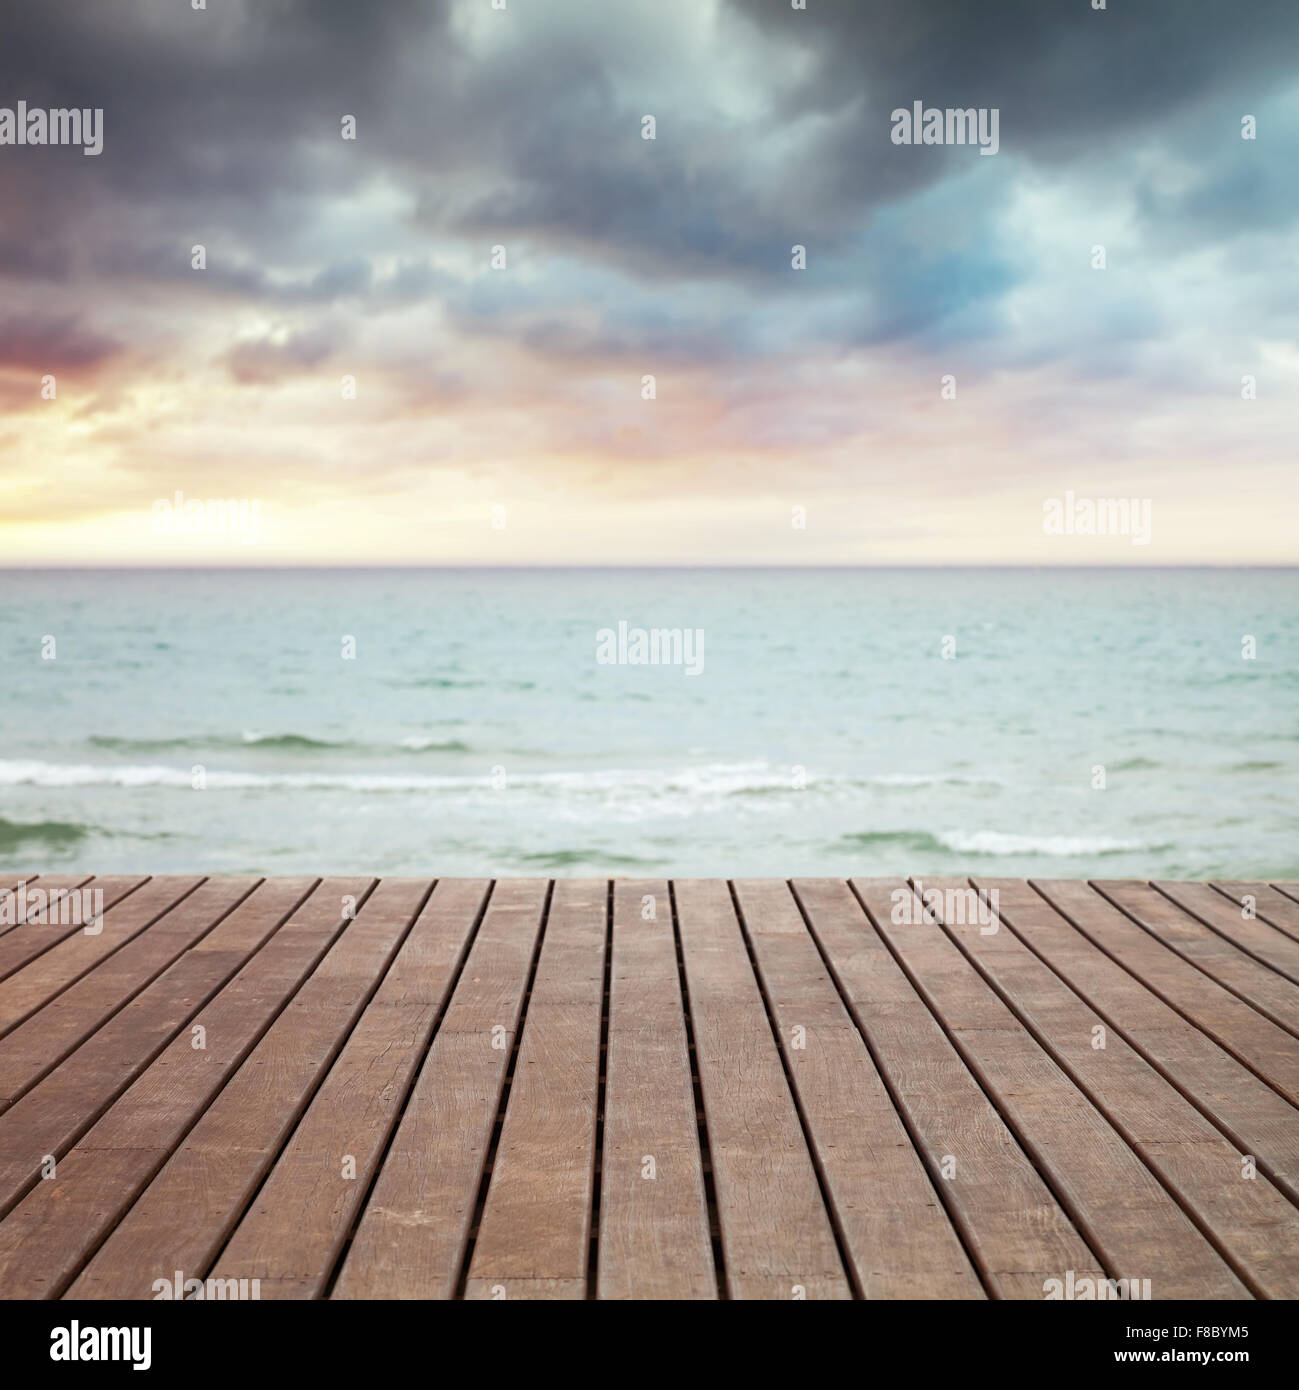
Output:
[{"xmin": 0, "ymin": 0, "xmax": 1296, "ymax": 565}]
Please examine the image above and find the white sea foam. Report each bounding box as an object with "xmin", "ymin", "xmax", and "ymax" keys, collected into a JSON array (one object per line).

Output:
[
  {"xmin": 935, "ymin": 830, "xmax": 1147, "ymax": 856},
  {"xmin": 0, "ymin": 758, "xmax": 1009, "ymax": 800},
  {"xmin": 0, "ymin": 759, "xmax": 466, "ymax": 792},
  {"xmin": 0, "ymin": 757, "xmax": 786, "ymax": 796},
  {"xmin": 870, "ymin": 773, "xmax": 1004, "ymax": 787}
]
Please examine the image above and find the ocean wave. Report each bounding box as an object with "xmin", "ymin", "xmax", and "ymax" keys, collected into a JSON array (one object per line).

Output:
[
  {"xmin": 398, "ymin": 736, "xmax": 472, "ymax": 753},
  {"xmin": 90, "ymin": 735, "xmax": 200, "ymax": 752},
  {"xmin": 240, "ymin": 731, "xmax": 339, "ymax": 750},
  {"xmin": 0, "ymin": 757, "xmax": 780, "ymax": 795},
  {"xmin": 0, "ymin": 816, "xmax": 91, "ymax": 850},
  {"xmin": 89, "ymin": 732, "xmax": 474, "ymax": 756},
  {"xmin": 0, "ymin": 756, "xmax": 808, "ymax": 798},
  {"xmin": 727, "ymin": 772, "xmax": 1003, "ymax": 799},
  {"xmin": 840, "ymin": 829, "xmax": 1154, "ymax": 857},
  {"xmin": 840, "ymin": 830, "xmax": 949, "ymax": 854},
  {"xmin": 0, "ymin": 759, "xmax": 471, "ymax": 792},
  {"xmin": 397, "ymin": 677, "xmax": 484, "ymax": 689},
  {"xmin": 1201, "ymin": 670, "xmax": 1299, "ymax": 686},
  {"xmin": 0, "ymin": 757, "xmax": 1010, "ymax": 800},
  {"xmin": 91, "ymin": 732, "xmax": 348, "ymax": 753},
  {"xmin": 870, "ymin": 772, "xmax": 1004, "ymax": 787},
  {"xmin": 940, "ymin": 830, "xmax": 1152, "ymax": 856},
  {"xmin": 398, "ymin": 677, "xmax": 536, "ymax": 691},
  {"xmin": 514, "ymin": 849, "xmax": 660, "ymax": 869},
  {"xmin": 245, "ymin": 731, "xmax": 474, "ymax": 755}
]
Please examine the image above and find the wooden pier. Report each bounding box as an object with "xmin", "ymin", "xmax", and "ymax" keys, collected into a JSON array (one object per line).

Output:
[{"xmin": 0, "ymin": 874, "xmax": 1297, "ymax": 1300}]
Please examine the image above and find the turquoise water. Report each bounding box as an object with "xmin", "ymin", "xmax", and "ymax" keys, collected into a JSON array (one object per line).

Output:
[{"xmin": 0, "ymin": 568, "xmax": 1295, "ymax": 878}]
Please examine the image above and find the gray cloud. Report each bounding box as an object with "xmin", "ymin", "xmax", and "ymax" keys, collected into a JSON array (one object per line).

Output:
[
  {"xmin": 224, "ymin": 325, "xmax": 343, "ymax": 384},
  {"xmin": 0, "ymin": 0, "xmax": 1294, "ymax": 391}
]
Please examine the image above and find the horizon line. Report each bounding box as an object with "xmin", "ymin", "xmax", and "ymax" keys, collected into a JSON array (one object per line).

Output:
[{"xmin": 1, "ymin": 562, "xmax": 1296, "ymax": 573}]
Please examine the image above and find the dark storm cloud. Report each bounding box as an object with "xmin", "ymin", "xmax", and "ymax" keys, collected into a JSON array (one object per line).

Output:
[
  {"xmin": 0, "ymin": 0, "xmax": 449, "ymax": 189},
  {"xmin": 730, "ymin": 0, "xmax": 1299, "ymax": 142},
  {"xmin": 417, "ymin": 0, "xmax": 1299, "ymax": 283},
  {"xmin": 691, "ymin": 0, "xmax": 1299, "ymax": 259},
  {"xmin": 0, "ymin": 0, "xmax": 1294, "ymax": 370},
  {"xmin": 0, "ymin": 0, "xmax": 451, "ymax": 284}
]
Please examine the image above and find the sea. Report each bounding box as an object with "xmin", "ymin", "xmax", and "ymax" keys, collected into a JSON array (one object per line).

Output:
[{"xmin": 0, "ymin": 567, "xmax": 1295, "ymax": 879}]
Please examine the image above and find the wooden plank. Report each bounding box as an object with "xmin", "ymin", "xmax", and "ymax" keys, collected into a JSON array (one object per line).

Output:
[
  {"xmin": 206, "ymin": 878, "xmax": 490, "ymax": 1299},
  {"xmin": 0, "ymin": 876, "xmax": 145, "ymax": 982},
  {"xmin": 794, "ymin": 878, "xmax": 1103, "ymax": 1300},
  {"xmin": 464, "ymin": 878, "xmax": 606, "ymax": 1299},
  {"xmin": 464, "ymin": 1278, "xmax": 585, "ymax": 1299},
  {"xmin": 596, "ymin": 879, "xmax": 714, "ymax": 1301},
  {"xmin": 674, "ymin": 879, "xmax": 849, "ymax": 1300},
  {"xmin": 0, "ymin": 878, "xmax": 373, "ymax": 1297},
  {"xmin": 0, "ymin": 874, "xmax": 1293, "ymax": 1301},
  {"xmin": 1034, "ymin": 881, "xmax": 1299, "ymax": 1104},
  {"xmin": 68, "ymin": 879, "xmax": 434, "ymax": 1299},
  {"xmin": 997, "ymin": 880, "xmax": 1299, "ymax": 1210},
  {"xmin": 1074, "ymin": 882, "xmax": 1299, "ymax": 1085},
  {"xmin": 733, "ymin": 879, "xmax": 983, "ymax": 1299},
  {"xmin": 1213, "ymin": 882, "xmax": 1299, "ymax": 947},
  {"xmin": 859, "ymin": 879, "xmax": 1249, "ymax": 1299},
  {"xmin": 0, "ymin": 877, "xmax": 199, "ymax": 1034},
  {"xmin": 0, "ymin": 877, "xmax": 259, "ymax": 1110},
  {"xmin": 1155, "ymin": 881, "xmax": 1299, "ymax": 981},
  {"xmin": 0, "ymin": 878, "xmax": 318, "ymax": 1213},
  {"xmin": 1096, "ymin": 881, "xmax": 1299, "ymax": 1037},
  {"xmin": 921, "ymin": 877, "xmax": 1299, "ymax": 1297},
  {"xmin": 0, "ymin": 876, "xmax": 43, "ymax": 911},
  {"xmin": 331, "ymin": 879, "xmax": 550, "ymax": 1300}
]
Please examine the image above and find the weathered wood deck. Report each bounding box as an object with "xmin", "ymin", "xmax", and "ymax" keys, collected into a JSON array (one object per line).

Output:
[{"xmin": 0, "ymin": 874, "xmax": 1297, "ymax": 1301}]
